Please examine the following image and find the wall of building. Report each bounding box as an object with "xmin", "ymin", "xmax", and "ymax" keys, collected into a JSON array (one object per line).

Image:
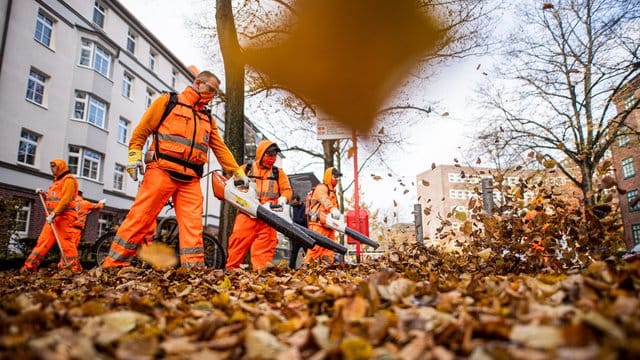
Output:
[
  {"xmin": 0, "ymin": 0, "xmax": 241, "ymax": 245},
  {"xmin": 611, "ymin": 75, "xmax": 640, "ymax": 248}
]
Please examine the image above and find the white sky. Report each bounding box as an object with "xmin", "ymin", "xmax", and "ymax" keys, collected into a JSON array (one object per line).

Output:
[{"xmin": 118, "ymin": 0, "xmax": 485, "ymax": 222}]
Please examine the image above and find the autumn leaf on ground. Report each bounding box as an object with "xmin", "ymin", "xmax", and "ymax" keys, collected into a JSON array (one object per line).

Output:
[{"xmin": 138, "ymin": 243, "xmax": 177, "ymax": 270}]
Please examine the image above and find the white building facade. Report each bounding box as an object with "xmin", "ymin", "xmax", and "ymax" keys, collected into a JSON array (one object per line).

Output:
[{"xmin": 0, "ymin": 0, "xmax": 258, "ymax": 244}]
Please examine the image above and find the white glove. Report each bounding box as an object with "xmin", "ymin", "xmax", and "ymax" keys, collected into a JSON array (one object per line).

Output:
[
  {"xmin": 46, "ymin": 212, "xmax": 56, "ymax": 224},
  {"xmin": 330, "ymin": 208, "xmax": 341, "ymax": 220},
  {"xmin": 35, "ymin": 188, "xmax": 45, "ymax": 195},
  {"xmin": 97, "ymin": 199, "xmax": 106, "ymax": 209},
  {"xmin": 277, "ymin": 196, "xmax": 287, "ymax": 206}
]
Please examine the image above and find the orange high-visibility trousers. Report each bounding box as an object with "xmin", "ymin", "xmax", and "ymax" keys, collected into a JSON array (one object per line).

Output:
[
  {"xmin": 226, "ymin": 212, "xmax": 278, "ymax": 270},
  {"xmin": 22, "ymin": 212, "xmax": 81, "ymax": 271},
  {"xmin": 304, "ymin": 224, "xmax": 336, "ymax": 264},
  {"xmin": 102, "ymin": 165, "xmax": 205, "ymax": 268}
]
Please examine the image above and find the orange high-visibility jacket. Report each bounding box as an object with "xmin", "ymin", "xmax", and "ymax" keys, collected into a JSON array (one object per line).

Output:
[
  {"xmin": 307, "ymin": 167, "xmax": 339, "ymax": 228},
  {"xmin": 128, "ymin": 86, "xmax": 240, "ymax": 177},
  {"xmin": 73, "ymin": 197, "xmax": 101, "ymax": 229},
  {"xmin": 45, "ymin": 159, "xmax": 78, "ymax": 216},
  {"xmin": 241, "ymin": 140, "xmax": 292, "ymax": 204}
]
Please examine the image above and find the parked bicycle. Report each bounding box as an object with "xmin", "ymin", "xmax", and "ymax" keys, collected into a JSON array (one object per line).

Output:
[{"xmin": 93, "ymin": 206, "xmax": 226, "ymax": 269}]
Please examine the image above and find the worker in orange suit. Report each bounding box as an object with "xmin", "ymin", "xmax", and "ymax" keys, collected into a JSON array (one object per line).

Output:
[
  {"xmin": 305, "ymin": 167, "xmax": 342, "ymax": 264},
  {"xmin": 69, "ymin": 191, "xmax": 106, "ymax": 248},
  {"xmin": 21, "ymin": 159, "xmax": 81, "ymax": 273},
  {"xmin": 102, "ymin": 71, "xmax": 248, "ymax": 268},
  {"xmin": 226, "ymin": 140, "xmax": 292, "ymax": 270}
]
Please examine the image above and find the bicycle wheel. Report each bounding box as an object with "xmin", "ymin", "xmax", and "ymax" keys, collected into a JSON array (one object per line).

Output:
[
  {"xmin": 203, "ymin": 234, "xmax": 226, "ymax": 269},
  {"xmin": 94, "ymin": 231, "xmax": 116, "ymax": 266}
]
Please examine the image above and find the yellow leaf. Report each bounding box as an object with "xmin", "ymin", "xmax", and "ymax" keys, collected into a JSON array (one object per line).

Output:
[
  {"xmin": 421, "ymin": 179, "xmax": 430, "ymax": 187},
  {"xmin": 138, "ymin": 242, "xmax": 177, "ymax": 270},
  {"xmin": 347, "ymin": 146, "xmax": 356, "ymax": 159}
]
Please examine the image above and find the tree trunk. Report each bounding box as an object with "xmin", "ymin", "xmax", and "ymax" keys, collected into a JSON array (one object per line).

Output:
[
  {"xmin": 216, "ymin": 0, "xmax": 245, "ymax": 248},
  {"xmin": 322, "ymin": 140, "xmax": 336, "ymax": 169}
]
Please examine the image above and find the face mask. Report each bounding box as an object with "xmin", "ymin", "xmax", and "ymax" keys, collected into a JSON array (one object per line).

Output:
[
  {"xmin": 262, "ymin": 155, "xmax": 276, "ymax": 167},
  {"xmin": 331, "ymin": 178, "xmax": 338, "ymax": 187},
  {"xmin": 198, "ymin": 92, "xmax": 214, "ymax": 105}
]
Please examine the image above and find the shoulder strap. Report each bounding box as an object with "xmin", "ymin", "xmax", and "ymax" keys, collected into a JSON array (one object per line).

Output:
[
  {"xmin": 245, "ymin": 162, "xmax": 279, "ymax": 181},
  {"xmin": 156, "ymin": 92, "xmax": 178, "ymax": 131}
]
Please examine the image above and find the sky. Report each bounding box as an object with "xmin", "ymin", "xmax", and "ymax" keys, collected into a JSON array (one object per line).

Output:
[{"xmin": 118, "ymin": 0, "xmax": 485, "ymax": 222}]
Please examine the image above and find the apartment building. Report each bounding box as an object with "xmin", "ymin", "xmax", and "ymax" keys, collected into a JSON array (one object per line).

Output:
[
  {"xmin": 0, "ymin": 0, "xmax": 262, "ymax": 245},
  {"xmin": 415, "ymin": 164, "xmax": 576, "ymax": 243},
  {"xmin": 611, "ymin": 74, "xmax": 640, "ymax": 249}
]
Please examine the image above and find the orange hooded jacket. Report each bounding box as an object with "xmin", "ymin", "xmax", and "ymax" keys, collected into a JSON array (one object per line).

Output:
[
  {"xmin": 241, "ymin": 140, "xmax": 292, "ymax": 204},
  {"xmin": 46, "ymin": 159, "xmax": 78, "ymax": 215}
]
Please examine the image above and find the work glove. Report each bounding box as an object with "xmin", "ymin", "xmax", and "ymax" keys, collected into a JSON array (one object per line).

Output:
[
  {"xmin": 126, "ymin": 149, "xmax": 144, "ymax": 181},
  {"xmin": 330, "ymin": 207, "xmax": 341, "ymax": 220},
  {"xmin": 46, "ymin": 212, "xmax": 56, "ymax": 224},
  {"xmin": 35, "ymin": 188, "xmax": 45, "ymax": 195},
  {"xmin": 233, "ymin": 167, "xmax": 250, "ymax": 187},
  {"xmin": 97, "ymin": 199, "xmax": 106, "ymax": 209},
  {"xmin": 277, "ymin": 196, "xmax": 287, "ymax": 206}
]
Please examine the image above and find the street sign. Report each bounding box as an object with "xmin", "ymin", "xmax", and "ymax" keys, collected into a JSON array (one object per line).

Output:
[{"xmin": 316, "ymin": 117, "xmax": 353, "ymax": 140}]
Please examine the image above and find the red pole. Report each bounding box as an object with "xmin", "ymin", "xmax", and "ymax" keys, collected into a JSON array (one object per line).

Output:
[{"xmin": 352, "ymin": 130, "xmax": 362, "ymax": 262}]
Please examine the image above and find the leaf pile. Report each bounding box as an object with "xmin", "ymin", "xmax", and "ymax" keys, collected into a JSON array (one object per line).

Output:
[{"xmin": 1, "ymin": 243, "xmax": 639, "ymax": 359}]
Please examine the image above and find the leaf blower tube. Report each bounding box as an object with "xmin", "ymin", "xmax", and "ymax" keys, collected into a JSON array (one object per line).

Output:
[
  {"xmin": 324, "ymin": 214, "xmax": 380, "ymax": 249},
  {"xmin": 263, "ymin": 203, "xmax": 347, "ymax": 255},
  {"xmin": 212, "ymin": 171, "xmax": 315, "ymax": 249}
]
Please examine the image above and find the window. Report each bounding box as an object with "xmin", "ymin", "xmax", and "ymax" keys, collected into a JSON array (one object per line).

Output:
[
  {"xmin": 171, "ymin": 70, "xmax": 177, "ymax": 89},
  {"xmin": 633, "ymin": 224, "xmax": 640, "ymax": 245},
  {"xmin": 114, "ymin": 164, "xmax": 125, "ymax": 190},
  {"xmin": 17, "ymin": 129, "xmax": 39, "ymax": 166},
  {"xmin": 79, "ymin": 39, "xmax": 111, "ymax": 77},
  {"xmin": 148, "ymin": 50, "xmax": 157, "ymax": 71},
  {"xmin": 73, "ymin": 91, "xmax": 107, "ymax": 128},
  {"xmin": 93, "ymin": 1, "xmax": 106, "ymax": 28},
  {"xmin": 126, "ymin": 30, "xmax": 136, "ymax": 54},
  {"xmin": 98, "ymin": 213, "xmax": 114, "ymax": 237},
  {"xmin": 122, "ymin": 72, "xmax": 133, "ymax": 98},
  {"xmin": 14, "ymin": 200, "xmax": 31, "ymax": 237},
  {"xmin": 25, "ymin": 68, "xmax": 47, "ymax": 105},
  {"xmin": 618, "ymin": 134, "xmax": 630, "ymax": 147},
  {"xmin": 117, "ymin": 118, "xmax": 129, "ymax": 144},
  {"xmin": 624, "ymin": 94, "xmax": 637, "ymax": 111},
  {"xmin": 628, "ymin": 189, "xmax": 640, "ymax": 212},
  {"xmin": 34, "ymin": 11, "xmax": 54, "ymax": 47},
  {"xmin": 145, "ymin": 88, "xmax": 154, "ymax": 108},
  {"xmin": 622, "ymin": 157, "xmax": 636, "ymax": 179},
  {"xmin": 68, "ymin": 145, "xmax": 102, "ymax": 180}
]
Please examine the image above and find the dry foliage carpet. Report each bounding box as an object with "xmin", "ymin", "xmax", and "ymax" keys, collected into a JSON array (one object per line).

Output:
[{"xmin": 1, "ymin": 244, "xmax": 639, "ymax": 359}]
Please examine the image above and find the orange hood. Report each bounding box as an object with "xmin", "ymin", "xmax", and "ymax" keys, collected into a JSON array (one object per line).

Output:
[
  {"xmin": 50, "ymin": 158, "xmax": 70, "ymax": 180},
  {"xmin": 255, "ymin": 139, "xmax": 278, "ymax": 168},
  {"xmin": 323, "ymin": 167, "xmax": 336, "ymax": 191}
]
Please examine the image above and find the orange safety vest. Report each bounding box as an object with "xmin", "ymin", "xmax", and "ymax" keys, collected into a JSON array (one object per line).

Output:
[
  {"xmin": 45, "ymin": 173, "xmax": 78, "ymax": 214},
  {"xmin": 151, "ymin": 96, "xmax": 212, "ymax": 178},
  {"xmin": 73, "ymin": 197, "xmax": 97, "ymax": 229},
  {"xmin": 244, "ymin": 162, "xmax": 283, "ymax": 204}
]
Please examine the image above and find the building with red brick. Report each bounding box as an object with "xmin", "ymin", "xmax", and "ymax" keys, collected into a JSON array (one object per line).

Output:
[{"xmin": 611, "ymin": 74, "xmax": 640, "ymax": 249}]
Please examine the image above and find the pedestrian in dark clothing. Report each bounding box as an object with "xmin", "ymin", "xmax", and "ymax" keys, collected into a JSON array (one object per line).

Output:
[{"xmin": 289, "ymin": 195, "xmax": 307, "ymax": 268}]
